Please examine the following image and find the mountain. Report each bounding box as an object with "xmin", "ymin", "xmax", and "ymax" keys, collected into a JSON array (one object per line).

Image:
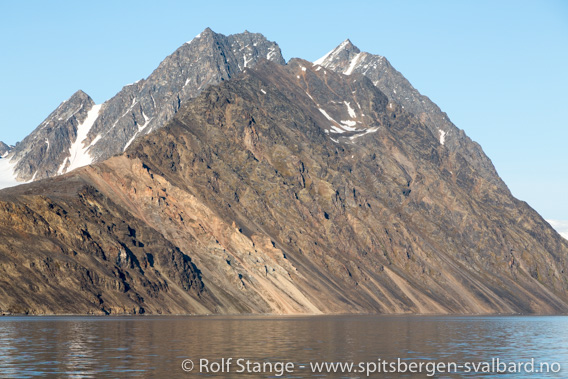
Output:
[
  {"xmin": 314, "ymin": 40, "xmax": 505, "ymax": 190},
  {"xmin": 8, "ymin": 90, "xmax": 96, "ymax": 181},
  {"xmin": 2, "ymin": 28, "xmax": 284, "ymax": 184},
  {"xmin": 0, "ymin": 142, "xmax": 17, "ymax": 189},
  {"xmin": 1, "ymin": 58, "xmax": 567, "ymax": 315},
  {"xmin": 0, "ymin": 141, "xmax": 12, "ymax": 157}
]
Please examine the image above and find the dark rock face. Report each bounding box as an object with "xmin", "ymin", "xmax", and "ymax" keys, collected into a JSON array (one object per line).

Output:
[
  {"xmin": 6, "ymin": 28, "xmax": 285, "ymax": 183},
  {"xmin": 1, "ymin": 60, "xmax": 567, "ymax": 315},
  {"xmin": 314, "ymin": 40, "xmax": 506, "ymax": 190},
  {"xmin": 0, "ymin": 141, "xmax": 12, "ymax": 157},
  {"xmin": 8, "ymin": 90, "xmax": 95, "ymax": 181},
  {"xmin": 86, "ymin": 28, "xmax": 285, "ymax": 162},
  {"xmin": 0, "ymin": 179, "xmax": 212, "ymax": 315}
]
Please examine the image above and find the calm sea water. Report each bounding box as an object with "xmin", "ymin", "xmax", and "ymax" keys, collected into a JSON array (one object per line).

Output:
[{"xmin": 0, "ymin": 315, "xmax": 566, "ymax": 378}]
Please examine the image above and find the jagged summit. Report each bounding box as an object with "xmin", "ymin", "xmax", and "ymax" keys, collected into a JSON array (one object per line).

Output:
[
  {"xmin": 0, "ymin": 141, "xmax": 12, "ymax": 157},
  {"xmin": 314, "ymin": 38, "xmax": 506, "ymax": 190},
  {"xmin": 70, "ymin": 89, "xmax": 90, "ymax": 99},
  {"xmin": 2, "ymin": 28, "xmax": 285, "ymax": 186},
  {"xmin": 7, "ymin": 89, "xmax": 97, "ymax": 182},
  {"xmin": 314, "ymin": 39, "xmax": 361, "ymax": 66}
]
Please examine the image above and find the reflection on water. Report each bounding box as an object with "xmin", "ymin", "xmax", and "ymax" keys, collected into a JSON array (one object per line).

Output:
[{"xmin": 0, "ymin": 315, "xmax": 566, "ymax": 378}]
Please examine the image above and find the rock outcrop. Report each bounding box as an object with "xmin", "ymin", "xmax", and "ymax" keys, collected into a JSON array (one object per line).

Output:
[
  {"xmin": 1, "ymin": 60, "xmax": 567, "ymax": 315},
  {"xmin": 0, "ymin": 141, "xmax": 12, "ymax": 157},
  {"xmin": 315, "ymin": 40, "xmax": 505, "ymax": 190},
  {"xmin": 4, "ymin": 28, "xmax": 284, "ymax": 183}
]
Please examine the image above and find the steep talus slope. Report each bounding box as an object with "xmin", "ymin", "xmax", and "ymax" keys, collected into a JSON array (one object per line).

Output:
[
  {"xmin": 4, "ymin": 28, "xmax": 284, "ymax": 183},
  {"xmin": 1, "ymin": 60, "xmax": 567, "ymax": 315}
]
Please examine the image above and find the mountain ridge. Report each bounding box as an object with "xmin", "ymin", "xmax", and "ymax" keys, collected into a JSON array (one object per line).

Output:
[
  {"xmin": 1, "ymin": 28, "xmax": 285, "ymax": 184},
  {"xmin": 313, "ymin": 39, "xmax": 507, "ymax": 192},
  {"xmin": 1, "ymin": 57, "xmax": 567, "ymax": 315}
]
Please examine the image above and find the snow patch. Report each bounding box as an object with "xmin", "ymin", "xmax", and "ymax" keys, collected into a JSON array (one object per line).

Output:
[
  {"xmin": 261, "ymin": 89, "xmax": 266, "ymax": 95},
  {"xmin": 126, "ymin": 79, "xmax": 142, "ymax": 87},
  {"xmin": 344, "ymin": 53, "xmax": 362, "ymax": 75},
  {"xmin": 349, "ymin": 127, "xmax": 379, "ymax": 141},
  {"xmin": 340, "ymin": 120, "xmax": 357, "ymax": 128},
  {"xmin": 57, "ymin": 157, "xmax": 67, "ymax": 175},
  {"xmin": 330, "ymin": 125, "xmax": 346, "ymax": 134},
  {"xmin": 186, "ymin": 32, "xmax": 201, "ymax": 44},
  {"xmin": 344, "ymin": 101, "xmax": 356, "ymax": 118},
  {"xmin": 266, "ymin": 47, "xmax": 277, "ymax": 61},
  {"xmin": 319, "ymin": 108, "xmax": 357, "ymax": 133},
  {"xmin": 90, "ymin": 134, "xmax": 102, "ymax": 147},
  {"xmin": 305, "ymin": 91, "xmax": 315, "ymax": 102},
  {"xmin": 64, "ymin": 104, "xmax": 102, "ymax": 173},
  {"xmin": 0, "ymin": 156, "xmax": 22, "ymax": 189},
  {"xmin": 66, "ymin": 104, "xmax": 84, "ymax": 122},
  {"xmin": 142, "ymin": 110, "xmax": 150, "ymax": 125},
  {"xmin": 243, "ymin": 54, "xmax": 252, "ymax": 68},
  {"xmin": 123, "ymin": 110, "xmax": 153, "ymax": 151},
  {"xmin": 314, "ymin": 40, "xmax": 351, "ymax": 66},
  {"xmin": 301, "ymin": 66, "xmax": 306, "ymax": 71},
  {"xmin": 314, "ymin": 51, "xmax": 332, "ymax": 66},
  {"xmin": 123, "ymin": 133, "xmax": 138, "ymax": 152},
  {"xmin": 439, "ymin": 129, "xmax": 447, "ymax": 145},
  {"xmin": 318, "ymin": 108, "xmax": 336, "ymax": 123}
]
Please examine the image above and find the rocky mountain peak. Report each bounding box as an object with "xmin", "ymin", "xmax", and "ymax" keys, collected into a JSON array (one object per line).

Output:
[
  {"xmin": 69, "ymin": 89, "xmax": 91, "ymax": 102},
  {"xmin": 84, "ymin": 28, "xmax": 285, "ymax": 161},
  {"xmin": 315, "ymin": 39, "xmax": 506, "ymax": 191},
  {"xmin": 314, "ymin": 39, "xmax": 369, "ymax": 73},
  {"xmin": 2, "ymin": 29, "xmax": 285, "ymax": 188},
  {"xmin": 201, "ymin": 26, "xmax": 215, "ymax": 36},
  {"xmin": 7, "ymin": 90, "xmax": 96, "ymax": 182},
  {"xmin": 337, "ymin": 38, "xmax": 359, "ymax": 54},
  {"xmin": 0, "ymin": 141, "xmax": 12, "ymax": 157}
]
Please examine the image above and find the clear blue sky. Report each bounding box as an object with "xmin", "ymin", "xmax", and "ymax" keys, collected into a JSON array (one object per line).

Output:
[{"xmin": 1, "ymin": 0, "xmax": 567, "ymax": 222}]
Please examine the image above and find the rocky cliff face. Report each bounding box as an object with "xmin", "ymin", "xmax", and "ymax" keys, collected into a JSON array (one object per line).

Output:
[
  {"xmin": 0, "ymin": 141, "xmax": 12, "ymax": 157},
  {"xmin": 4, "ymin": 28, "xmax": 284, "ymax": 183},
  {"xmin": 9, "ymin": 90, "xmax": 95, "ymax": 181},
  {"xmin": 1, "ymin": 59, "xmax": 567, "ymax": 315},
  {"xmin": 314, "ymin": 40, "xmax": 506, "ymax": 190}
]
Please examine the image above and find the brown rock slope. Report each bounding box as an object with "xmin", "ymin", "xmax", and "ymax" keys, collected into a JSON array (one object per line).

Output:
[{"xmin": 1, "ymin": 60, "xmax": 567, "ymax": 315}]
